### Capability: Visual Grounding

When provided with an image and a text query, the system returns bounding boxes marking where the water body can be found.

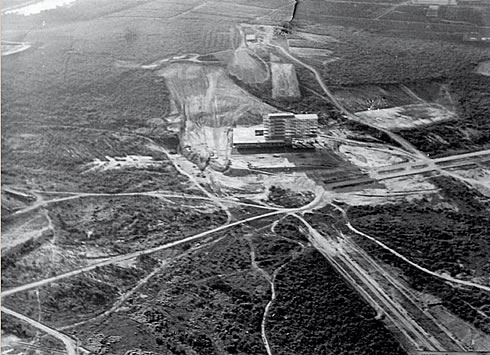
[5,0,78,16]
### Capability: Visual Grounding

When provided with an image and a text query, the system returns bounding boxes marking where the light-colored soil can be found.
[355,103,457,130]
[451,167,490,197]
[227,48,269,84]
[296,31,339,44]
[158,63,276,168]
[1,42,31,56]
[2,210,51,252]
[429,305,490,351]
[289,47,333,58]
[476,61,490,76]
[271,62,301,99]
[339,145,406,169]
[4,0,78,15]
[335,175,438,206]
[82,155,162,173]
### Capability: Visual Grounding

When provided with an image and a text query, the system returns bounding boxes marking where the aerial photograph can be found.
[1,0,490,354]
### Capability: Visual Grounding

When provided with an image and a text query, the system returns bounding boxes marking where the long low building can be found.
[232,126,286,149]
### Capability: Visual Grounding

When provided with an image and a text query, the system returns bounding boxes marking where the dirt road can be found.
[2,191,326,298]
[293,213,446,352]
[267,42,427,160]
[1,306,85,355]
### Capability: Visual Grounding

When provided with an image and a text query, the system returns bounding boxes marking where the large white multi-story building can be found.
[232,112,318,150]
[263,112,318,141]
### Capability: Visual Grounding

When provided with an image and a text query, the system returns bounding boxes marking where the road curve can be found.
[1,306,80,355]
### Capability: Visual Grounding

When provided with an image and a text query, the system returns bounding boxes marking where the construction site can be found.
[2,0,490,354]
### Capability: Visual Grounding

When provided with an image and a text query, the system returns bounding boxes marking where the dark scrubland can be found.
[350,234,490,335]
[2,196,227,288]
[3,273,120,328]
[1,313,66,354]
[54,218,409,355]
[1,126,187,193]
[348,176,490,278]
[346,177,490,333]
[267,185,315,208]
[399,74,490,157]
[47,196,227,253]
[288,15,490,156]
[72,230,271,355]
[267,248,408,355]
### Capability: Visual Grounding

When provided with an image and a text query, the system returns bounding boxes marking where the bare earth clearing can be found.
[3,1,490,354]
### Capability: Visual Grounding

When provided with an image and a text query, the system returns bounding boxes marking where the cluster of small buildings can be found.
[233,112,319,150]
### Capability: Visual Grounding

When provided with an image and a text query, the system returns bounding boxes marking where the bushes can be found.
[400,73,490,156]
[267,248,407,355]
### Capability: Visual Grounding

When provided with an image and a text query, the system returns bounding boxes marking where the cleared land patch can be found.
[271,62,301,100]
[356,103,457,130]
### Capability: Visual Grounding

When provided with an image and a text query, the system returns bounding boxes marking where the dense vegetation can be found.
[267,186,314,208]
[348,177,490,278]
[267,248,407,355]
[351,234,490,334]
[347,177,490,333]
[400,74,490,156]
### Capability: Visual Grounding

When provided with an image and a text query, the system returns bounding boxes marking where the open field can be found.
[356,103,457,130]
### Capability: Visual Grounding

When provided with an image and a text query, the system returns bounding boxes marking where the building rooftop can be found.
[295,114,318,120]
[267,112,295,117]
[233,127,265,144]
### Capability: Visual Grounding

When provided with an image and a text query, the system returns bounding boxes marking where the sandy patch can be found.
[476,60,490,76]
[4,0,78,15]
[339,145,407,169]
[289,47,333,58]
[356,103,457,130]
[227,48,269,84]
[158,63,276,168]
[83,155,162,173]
[271,62,301,99]
[1,42,31,56]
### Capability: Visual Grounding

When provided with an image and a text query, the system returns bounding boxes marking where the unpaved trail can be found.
[10,190,279,218]
[268,42,428,160]
[3,202,323,298]
[292,213,443,351]
[1,306,83,355]
[333,204,490,293]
